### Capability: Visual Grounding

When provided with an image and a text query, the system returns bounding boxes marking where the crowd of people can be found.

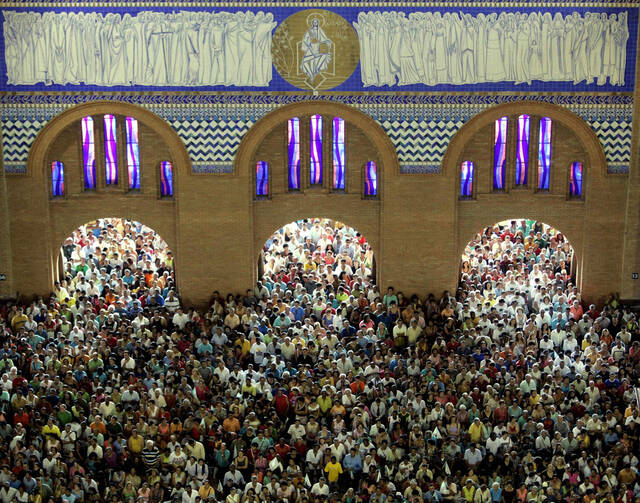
[0,217,639,503]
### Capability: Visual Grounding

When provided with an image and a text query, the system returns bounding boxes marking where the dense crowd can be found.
[0,217,639,503]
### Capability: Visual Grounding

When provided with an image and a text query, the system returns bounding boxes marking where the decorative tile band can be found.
[192,163,235,174]
[399,164,442,174]
[3,163,26,173]
[607,164,629,174]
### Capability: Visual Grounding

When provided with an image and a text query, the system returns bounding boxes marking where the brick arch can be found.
[26,102,188,293]
[442,100,607,178]
[28,101,191,180]
[234,100,399,179]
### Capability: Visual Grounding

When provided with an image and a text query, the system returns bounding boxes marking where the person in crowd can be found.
[0,217,638,502]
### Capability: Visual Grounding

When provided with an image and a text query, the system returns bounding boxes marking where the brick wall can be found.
[3,99,637,307]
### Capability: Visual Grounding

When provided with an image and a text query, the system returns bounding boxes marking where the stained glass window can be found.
[104,114,118,185]
[365,161,377,197]
[82,116,96,190]
[332,117,345,190]
[51,161,64,197]
[538,117,552,190]
[515,114,530,186]
[288,117,300,190]
[460,161,474,198]
[569,161,583,197]
[310,114,323,185]
[256,161,269,197]
[160,161,173,197]
[493,116,508,190]
[125,117,140,190]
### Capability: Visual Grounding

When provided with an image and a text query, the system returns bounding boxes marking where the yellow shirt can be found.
[317,396,333,414]
[42,424,61,438]
[325,461,343,482]
[468,423,483,443]
[128,434,144,454]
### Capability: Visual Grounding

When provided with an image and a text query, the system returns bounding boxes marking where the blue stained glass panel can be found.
[515,114,530,186]
[82,116,96,190]
[365,161,377,196]
[160,161,173,197]
[333,117,345,190]
[569,161,583,197]
[104,114,118,185]
[288,117,300,190]
[51,161,64,197]
[310,114,323,185]
[494,116,508,189]
[538,117,552,190]
[256,161,269,196]
[460,161,474,197]
[125,117,141,190]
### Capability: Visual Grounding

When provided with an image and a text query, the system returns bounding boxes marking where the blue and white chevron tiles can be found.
[1,96,633,175]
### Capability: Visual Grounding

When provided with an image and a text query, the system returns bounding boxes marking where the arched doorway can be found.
[459,219,578,325]
[259,218,376,291]
[58,217,176,300]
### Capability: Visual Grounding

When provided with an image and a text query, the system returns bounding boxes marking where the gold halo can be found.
[306,12,325,28]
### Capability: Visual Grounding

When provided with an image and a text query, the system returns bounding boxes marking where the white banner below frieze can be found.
[353,11,629,87]
[3,10,277,86]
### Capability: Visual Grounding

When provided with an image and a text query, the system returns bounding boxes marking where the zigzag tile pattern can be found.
[166,118,254,164]
[1,117,48,162]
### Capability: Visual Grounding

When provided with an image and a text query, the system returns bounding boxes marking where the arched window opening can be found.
[460,161,474,198]
[51,161,64,197]
[538,117,553,190]
[460,219,577,309]
[287,117,301,190]
[310,114,323,185]
[259,218,375,287]
[81,116,96,190]
[103,114,118,185]
[515,114,530,186]
[569,161,583,197]
[493,116,508,190]
[125,117,141,190]
[256,161,269,197]
[59,217,176,294]
[332,117,345,190]
[160,161,174,197]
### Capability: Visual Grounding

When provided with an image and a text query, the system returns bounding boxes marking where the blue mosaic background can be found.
[0,1,636,176]
[0,1,637,93]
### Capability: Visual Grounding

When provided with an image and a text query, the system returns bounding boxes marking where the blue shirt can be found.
[343,453,362,472]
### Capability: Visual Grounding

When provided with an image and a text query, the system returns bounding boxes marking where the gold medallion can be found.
[272,9,360,91]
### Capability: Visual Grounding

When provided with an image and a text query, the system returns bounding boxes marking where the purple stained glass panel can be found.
[51,161,64,197]
[515,114,530,186]
[125,117,140,190]
[538,117,552,190]
[460,161,474,198]
[288,118,300,190]
[104,114,118,185]
[310,115,323,185]
[570,161,583,197]
[256,161,269,196]
[160,161,173,197]
[494,116,507,189]
[82,116,96,190]
[332,117,345,190]
[365,161,377,196]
